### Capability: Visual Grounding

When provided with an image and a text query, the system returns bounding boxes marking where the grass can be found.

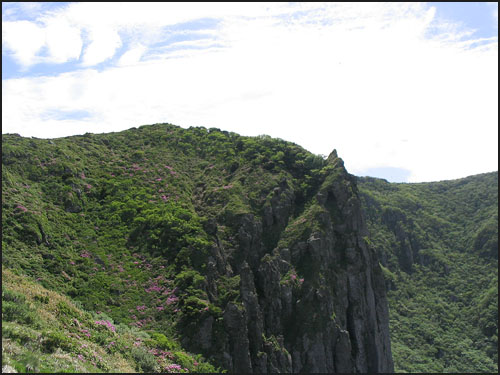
[1,266,220,373]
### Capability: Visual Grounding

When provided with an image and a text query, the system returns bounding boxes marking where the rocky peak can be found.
[191,148,394,372]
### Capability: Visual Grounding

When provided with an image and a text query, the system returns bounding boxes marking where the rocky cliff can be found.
[186,150,394,372]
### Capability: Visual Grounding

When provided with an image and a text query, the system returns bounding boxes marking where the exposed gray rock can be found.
[198,316,214,350]
[223,302,252,372]
[194,150,393,373]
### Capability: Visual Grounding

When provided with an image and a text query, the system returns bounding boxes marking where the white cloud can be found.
[81,26,122,66]
[117,44,146,66]
[45,18,82,63]
[2,14,82,66]
[2,3,498,182]
[2,21,46,66]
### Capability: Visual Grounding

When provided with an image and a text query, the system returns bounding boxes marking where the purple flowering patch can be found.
[95,319,116,332]
[166,296,179,305]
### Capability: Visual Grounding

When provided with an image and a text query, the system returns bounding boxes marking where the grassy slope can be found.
[358,173,498,373]
[2,267,217,373]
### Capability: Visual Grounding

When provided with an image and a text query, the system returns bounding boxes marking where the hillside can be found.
[358,173,498,373]
[2,124,393,373]
[2,267,219,373]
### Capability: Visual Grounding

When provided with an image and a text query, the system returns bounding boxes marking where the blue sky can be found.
[430,2,497,39]
[2,2,498,182]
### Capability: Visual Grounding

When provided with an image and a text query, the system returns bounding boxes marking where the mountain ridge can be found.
[3,123,497,373]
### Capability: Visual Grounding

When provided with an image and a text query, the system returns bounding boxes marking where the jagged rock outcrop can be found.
[189,150,394,373]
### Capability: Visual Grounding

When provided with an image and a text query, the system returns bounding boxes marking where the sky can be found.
[2,2,498,183]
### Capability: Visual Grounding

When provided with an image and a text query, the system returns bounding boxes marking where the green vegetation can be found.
[2,124,329,372]
[2,123,497,372]
[2,267,217,373]
[358,173,498,373]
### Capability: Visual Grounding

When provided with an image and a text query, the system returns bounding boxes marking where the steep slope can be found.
[2,267,219,373]
[2,124,393,373]
[358,173,498,373]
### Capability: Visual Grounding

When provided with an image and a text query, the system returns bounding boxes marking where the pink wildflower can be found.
[166,296,179,305]
[95,319,116,332]
[15,204,28,212]
[165,364,182,373]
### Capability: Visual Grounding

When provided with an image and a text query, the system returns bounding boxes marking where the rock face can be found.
[186,150,394,373]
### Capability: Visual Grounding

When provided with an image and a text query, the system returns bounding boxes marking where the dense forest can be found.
[358,173,498,372]
[2,123,497,373]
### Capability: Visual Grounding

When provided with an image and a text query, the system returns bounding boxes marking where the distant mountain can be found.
[358,172,498,372]
[2,124,393,373]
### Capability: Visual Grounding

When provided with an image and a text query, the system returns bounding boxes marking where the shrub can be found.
[2,300,39,327]
[41,330,72,353]
[173,350,194,369]
[150,332,179,351]
[2,322,40,345]
[2,286,26,303]
[19,352,40,373]
[131,346,160,372]
[34,294,50,304]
